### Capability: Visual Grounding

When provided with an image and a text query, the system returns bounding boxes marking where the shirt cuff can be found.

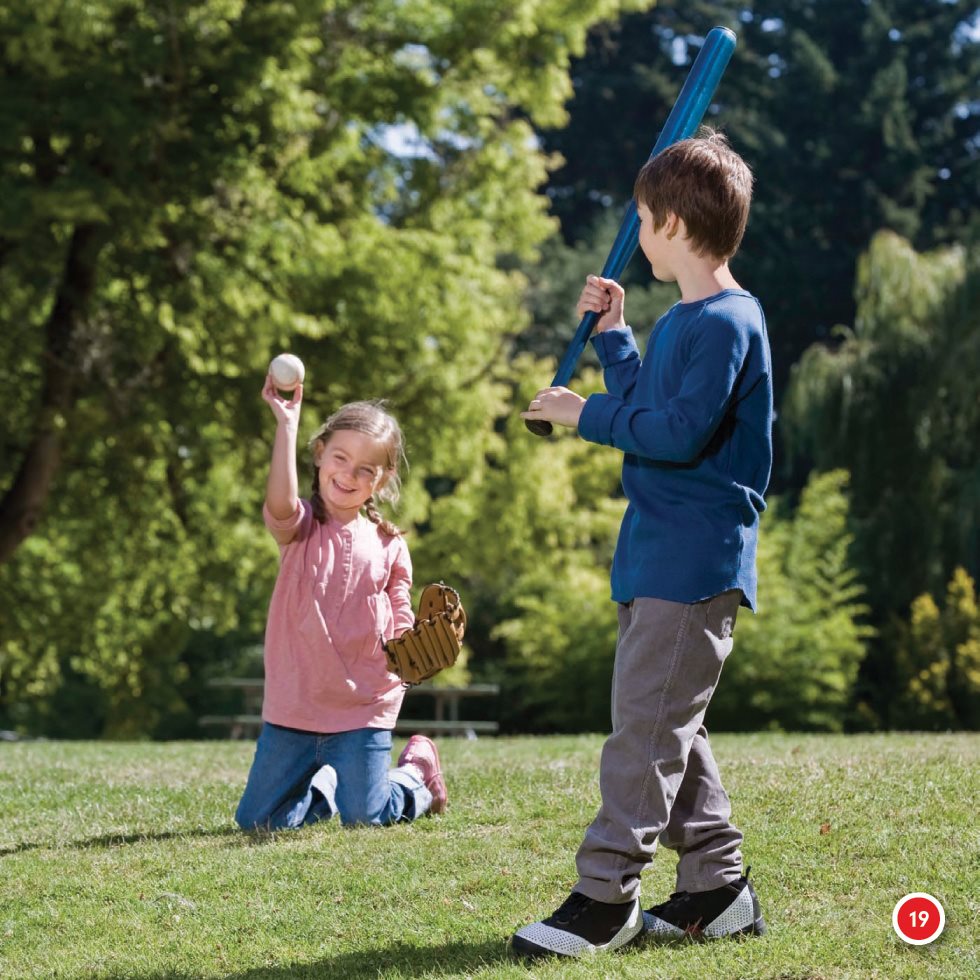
[590,326,638,365]
[578,393,619,446]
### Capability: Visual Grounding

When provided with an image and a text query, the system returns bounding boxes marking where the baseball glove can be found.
[384,582,467,685]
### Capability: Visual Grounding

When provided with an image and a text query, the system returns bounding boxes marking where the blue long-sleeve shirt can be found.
[577,288,773,610]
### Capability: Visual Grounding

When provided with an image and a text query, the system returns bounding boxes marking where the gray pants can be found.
[575,590,744,904]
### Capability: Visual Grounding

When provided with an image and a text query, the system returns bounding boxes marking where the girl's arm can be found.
[386,537,415,638]
[266,421,299,519]
[262,374,303,535]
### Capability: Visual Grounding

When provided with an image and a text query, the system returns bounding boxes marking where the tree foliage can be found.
[2,1,975,736]
[517,207,679,364]
[451,459,873,735]
[894,567,980,731]
[708,469,873,732]
[535,0,979,389]
[410,358,626,733]
[782,231,978,726]
[782,230,978,711]
[0,0,649,733]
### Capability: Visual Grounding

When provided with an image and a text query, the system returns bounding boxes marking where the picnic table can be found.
[199,678,499,739]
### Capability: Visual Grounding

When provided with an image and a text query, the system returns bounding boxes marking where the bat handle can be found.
[524,307,601,437]
[524,417,554,437]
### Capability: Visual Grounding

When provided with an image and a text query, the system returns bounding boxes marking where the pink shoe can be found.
[398,734,447,814]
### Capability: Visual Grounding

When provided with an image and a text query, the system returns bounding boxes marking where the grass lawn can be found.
[0,733,977,979]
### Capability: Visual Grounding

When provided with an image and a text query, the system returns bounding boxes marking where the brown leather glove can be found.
[384,583,467,685]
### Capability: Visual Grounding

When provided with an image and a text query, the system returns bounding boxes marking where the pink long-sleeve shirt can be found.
[261,499,414,732]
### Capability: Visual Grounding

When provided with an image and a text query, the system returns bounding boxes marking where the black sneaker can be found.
[643,871,766,940]
[511,891,643,958]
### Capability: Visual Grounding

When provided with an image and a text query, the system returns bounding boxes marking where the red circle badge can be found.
[892,893,945,945]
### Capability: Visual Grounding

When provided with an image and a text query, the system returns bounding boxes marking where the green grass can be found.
[1,734,977,979]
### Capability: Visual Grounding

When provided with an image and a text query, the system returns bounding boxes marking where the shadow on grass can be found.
[106,938,512,979]
[0,825,284,857]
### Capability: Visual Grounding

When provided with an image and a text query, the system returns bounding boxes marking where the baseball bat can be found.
[525,26,737,436]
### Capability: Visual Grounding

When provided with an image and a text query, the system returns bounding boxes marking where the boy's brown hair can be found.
[633,129,753,260]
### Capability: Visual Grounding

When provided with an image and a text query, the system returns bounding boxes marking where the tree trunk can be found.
[0,224,102,564]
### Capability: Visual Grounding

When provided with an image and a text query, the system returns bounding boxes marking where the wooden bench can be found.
[394,682,500,739]
[199,679,499,739]
[198,678,266,740]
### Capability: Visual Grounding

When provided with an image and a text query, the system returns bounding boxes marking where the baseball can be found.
[269,353,305,390]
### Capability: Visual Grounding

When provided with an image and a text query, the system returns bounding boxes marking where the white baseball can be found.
[269,353,305,390]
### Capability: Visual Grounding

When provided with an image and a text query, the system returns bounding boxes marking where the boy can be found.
[514,131,772,958]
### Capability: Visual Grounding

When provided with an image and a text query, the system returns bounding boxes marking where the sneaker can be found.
[642,870,766,940]
[511,891,643,958]
[397,734,447,814]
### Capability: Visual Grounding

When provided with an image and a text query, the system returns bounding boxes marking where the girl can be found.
[234,376,446,830]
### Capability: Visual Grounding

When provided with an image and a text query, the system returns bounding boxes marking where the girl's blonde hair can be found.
[308,400,407,536]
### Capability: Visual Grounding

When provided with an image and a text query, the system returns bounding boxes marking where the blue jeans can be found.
[235,723,432,830]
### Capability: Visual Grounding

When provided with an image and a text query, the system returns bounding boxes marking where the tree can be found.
[707,469,873,732]
[0,0,649,732]
[782,230,979,725]
[784,231,979,602]
[409,357,627,733]
[517,207,679,365]
[535,0,980,393]
[895,567,980,730]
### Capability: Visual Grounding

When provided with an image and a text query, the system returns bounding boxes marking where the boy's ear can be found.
[664,212,681,241]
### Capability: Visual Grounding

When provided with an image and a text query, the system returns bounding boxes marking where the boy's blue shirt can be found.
[577,288,773,610]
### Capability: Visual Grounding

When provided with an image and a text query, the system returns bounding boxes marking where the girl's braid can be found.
[364,495,400,537]
[311,467,328,524]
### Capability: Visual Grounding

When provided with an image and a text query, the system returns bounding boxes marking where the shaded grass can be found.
[0,733,977,978]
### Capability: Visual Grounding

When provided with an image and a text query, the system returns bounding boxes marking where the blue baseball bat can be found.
[526,26,737,436]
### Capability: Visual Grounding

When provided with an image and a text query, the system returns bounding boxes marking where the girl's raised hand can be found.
[577,274,626,333]
[262,373,303,427]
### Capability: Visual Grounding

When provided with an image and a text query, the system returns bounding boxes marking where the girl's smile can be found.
[316,429,390,522]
